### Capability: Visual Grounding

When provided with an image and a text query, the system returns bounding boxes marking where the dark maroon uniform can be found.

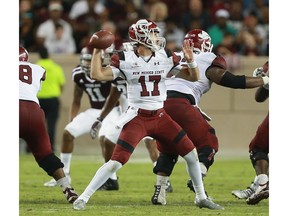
[249,113,269,153]
[72,65,113,109]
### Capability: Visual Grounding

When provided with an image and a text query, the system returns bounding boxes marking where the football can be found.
[89,30,115,49]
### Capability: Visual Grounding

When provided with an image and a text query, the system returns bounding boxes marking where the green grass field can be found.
[19,154,268,216]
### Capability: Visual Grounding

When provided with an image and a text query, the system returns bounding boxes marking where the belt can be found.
[167,90,196,105]
[138,108,162,116]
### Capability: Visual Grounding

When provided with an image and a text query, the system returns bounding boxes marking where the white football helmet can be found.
[128,19,166,51]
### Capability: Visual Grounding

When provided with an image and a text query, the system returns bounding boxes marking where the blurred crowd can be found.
[20,0,269,65]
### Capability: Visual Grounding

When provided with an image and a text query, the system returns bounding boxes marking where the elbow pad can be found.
[220,71,246,89]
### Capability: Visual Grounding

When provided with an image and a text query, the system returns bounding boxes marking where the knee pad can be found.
[249,149,269,166]
[197,147,216,171]
[38,153,64,176]
[153,153,178,176]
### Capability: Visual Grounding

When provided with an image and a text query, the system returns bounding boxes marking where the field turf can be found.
[19,154,268,216]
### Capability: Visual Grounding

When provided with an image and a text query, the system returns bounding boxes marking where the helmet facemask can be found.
[80,53,91,76]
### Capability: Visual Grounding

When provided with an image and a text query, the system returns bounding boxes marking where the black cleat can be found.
[98,178,119,191]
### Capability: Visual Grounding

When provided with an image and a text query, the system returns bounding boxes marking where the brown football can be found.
[89,30,115,49]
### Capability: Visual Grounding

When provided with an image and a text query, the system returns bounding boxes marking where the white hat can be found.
[215,9,229,18]
[49,3,63,11]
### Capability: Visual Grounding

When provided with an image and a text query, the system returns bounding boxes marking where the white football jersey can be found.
[19,61,46,105]
[111,49,179,110]
[166,52,217,106]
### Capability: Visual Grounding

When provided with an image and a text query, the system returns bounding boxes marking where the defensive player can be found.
[43,46,121,190]
[73,19,223,210]
[151,29,269,201]
[232,61,269,205]
[19,46,78,203]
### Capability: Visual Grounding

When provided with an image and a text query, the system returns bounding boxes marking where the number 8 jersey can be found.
[19,61,46,105]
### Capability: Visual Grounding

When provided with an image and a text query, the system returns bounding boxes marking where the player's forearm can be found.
[91,49,113,81]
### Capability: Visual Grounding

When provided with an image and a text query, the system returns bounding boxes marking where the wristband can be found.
[262,76,269,85]
[97,116,104,122]
[187,61,198,69]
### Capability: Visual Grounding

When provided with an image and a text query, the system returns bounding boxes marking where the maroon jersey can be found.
[72,66,113,109]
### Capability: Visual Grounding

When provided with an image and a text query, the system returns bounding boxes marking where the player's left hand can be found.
[182,39,194,63]
[90,117,102,139]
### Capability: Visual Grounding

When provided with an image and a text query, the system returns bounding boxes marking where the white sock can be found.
[79,160,122,203]
[183,149,206,200]
[57,177,70,191]
[60,153,72,175]
[110,172,117,180]
[257,174,269,186]
[156,175,168,186]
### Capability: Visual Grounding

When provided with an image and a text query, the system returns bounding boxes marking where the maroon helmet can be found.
[128,19,166,51]
[19,46,29,61]
[184,29,213,53]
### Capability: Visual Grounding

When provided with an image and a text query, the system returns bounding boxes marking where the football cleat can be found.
[73,199,86,210]
[63,187,78,204]
[187,179,213,200]
[195,198,224,210]
[97,178,119,191]
[232,182,257,199]
[151,185,167,205]
[246,183,269,205]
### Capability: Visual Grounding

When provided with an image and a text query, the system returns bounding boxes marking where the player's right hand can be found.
[90,117,102,139]
[252,67,263,77]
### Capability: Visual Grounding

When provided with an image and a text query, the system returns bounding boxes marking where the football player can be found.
[232,61,269,205]
[19,46,78,203]
[151,29,269,201]
[43,45,122,190]
[73,19,223,210]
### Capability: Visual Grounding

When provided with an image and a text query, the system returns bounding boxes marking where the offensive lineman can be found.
[19,46,78,203]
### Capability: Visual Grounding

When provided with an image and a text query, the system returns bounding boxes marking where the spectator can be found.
[69,0,109,53]
[207,8,237,49]
[36,2,76,54]
[36,46,66,152]
[235,13,266,56]
[214,32,241,71]
[181,0,211,33]
[20,0,36,51]
[149,1,168,37]
[164,17,185,51]
[227,0,244,32]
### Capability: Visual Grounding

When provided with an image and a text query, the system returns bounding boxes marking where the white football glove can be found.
[252,67,263,77]
[90,117,103,139]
